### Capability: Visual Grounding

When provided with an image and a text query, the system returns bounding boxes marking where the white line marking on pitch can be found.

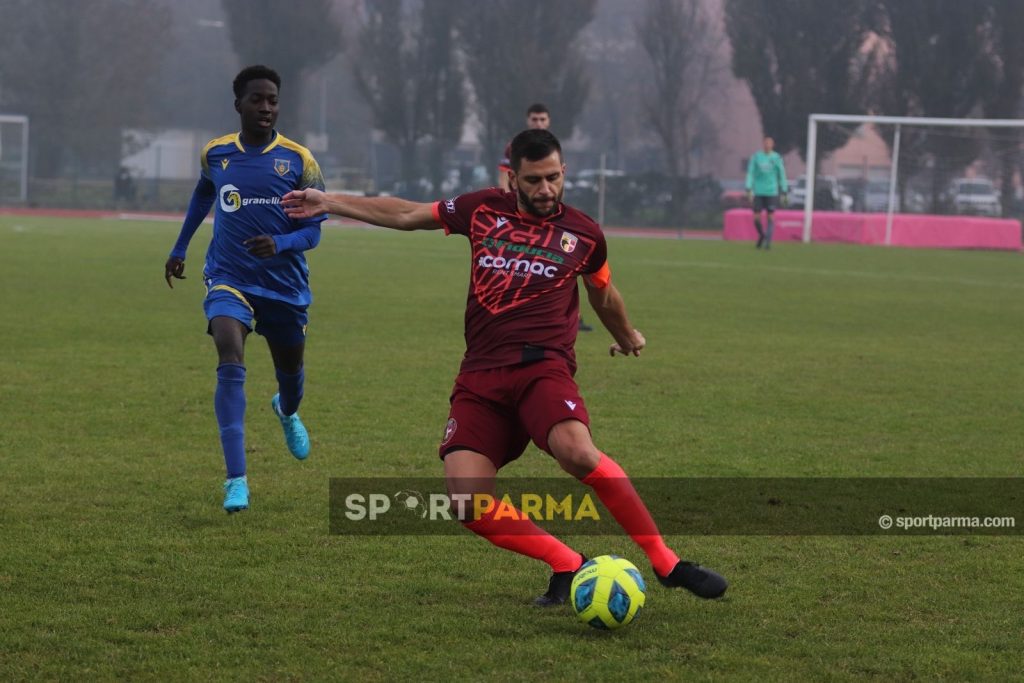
[639,258,1024,290]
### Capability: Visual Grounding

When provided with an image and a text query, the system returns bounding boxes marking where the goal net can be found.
[0,114,29,203]
[802,114,1024,244]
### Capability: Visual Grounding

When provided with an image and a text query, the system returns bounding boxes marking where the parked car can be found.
[864,180,899,213]
[789,175,853,212]
[948,177,1001,216]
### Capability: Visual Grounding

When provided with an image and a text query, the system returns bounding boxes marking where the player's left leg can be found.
[764,199,777,250]
[266,340,309,460]
[516,362,727,599]
[546,421,727,599]
[260,299,310,460]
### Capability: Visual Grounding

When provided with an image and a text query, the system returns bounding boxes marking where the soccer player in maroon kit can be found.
[282,129,727,605]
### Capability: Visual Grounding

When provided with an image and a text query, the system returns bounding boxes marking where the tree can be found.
[724,0,877,158]
[220,0,343,132]
[353,0,465,198]
[982,0,1024,213]
[874,0,998,209]
[0,0,173,178]
[454,0,597,178]
[636,0,722,222]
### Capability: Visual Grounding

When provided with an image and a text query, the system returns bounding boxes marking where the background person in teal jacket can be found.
[745,136,789,249]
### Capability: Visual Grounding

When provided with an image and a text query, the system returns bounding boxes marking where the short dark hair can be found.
[233,65,281,99]
[526,103,549,116]
[509,129,562,171]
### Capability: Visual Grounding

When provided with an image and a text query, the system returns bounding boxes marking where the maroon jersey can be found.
[432,188,610,374]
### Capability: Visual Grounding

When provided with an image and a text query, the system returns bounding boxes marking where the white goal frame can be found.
[804,113,1024,244]
[0,114,29,203]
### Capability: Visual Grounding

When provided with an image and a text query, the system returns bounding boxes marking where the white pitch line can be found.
[639,258,1024,290]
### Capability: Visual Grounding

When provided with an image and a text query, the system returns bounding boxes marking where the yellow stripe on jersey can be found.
[200,133,244,174]
[209,284,255,314]
[273,135,325,190]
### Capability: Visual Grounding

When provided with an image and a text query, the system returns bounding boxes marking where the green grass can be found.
[1,215,1021,680]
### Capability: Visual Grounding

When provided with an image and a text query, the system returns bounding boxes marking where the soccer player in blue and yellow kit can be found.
[164,65,327,513]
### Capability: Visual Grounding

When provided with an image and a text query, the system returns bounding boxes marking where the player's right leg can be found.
[205,287,255,513]
[753,199,765,248]
[439,370,585,605]
[443,449,585,606]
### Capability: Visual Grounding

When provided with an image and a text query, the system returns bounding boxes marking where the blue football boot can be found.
[271,393,310,460]
[223,476,249,513]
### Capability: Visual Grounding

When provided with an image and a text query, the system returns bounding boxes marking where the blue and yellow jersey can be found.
[172,131,327,306]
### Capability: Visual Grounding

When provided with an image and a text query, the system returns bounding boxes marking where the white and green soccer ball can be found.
[570,555,646,630]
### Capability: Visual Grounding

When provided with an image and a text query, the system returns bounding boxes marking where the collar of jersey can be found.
[232,131,282,155]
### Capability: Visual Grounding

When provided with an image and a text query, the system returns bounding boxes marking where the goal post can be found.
[0,114,29,203]
[803,113,1024,244]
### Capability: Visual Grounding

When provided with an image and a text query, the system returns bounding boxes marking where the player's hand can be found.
[781,192,789,207]
[165,257,185,288]
[281,188,328,219]
[244,235,278,258]
[610,329,645,357]
[746,190,753,203]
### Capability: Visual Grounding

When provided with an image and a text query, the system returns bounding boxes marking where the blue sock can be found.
[276,366,304,416]
[215,363,247,478]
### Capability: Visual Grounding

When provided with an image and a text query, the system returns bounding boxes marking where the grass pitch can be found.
[1,215,1021,680]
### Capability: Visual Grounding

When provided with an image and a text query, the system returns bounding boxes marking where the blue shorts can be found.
[203,283,308,346]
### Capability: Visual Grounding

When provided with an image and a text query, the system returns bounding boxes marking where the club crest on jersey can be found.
[273,158,291,176]
[441,418,457,445]
[560,232,578,253]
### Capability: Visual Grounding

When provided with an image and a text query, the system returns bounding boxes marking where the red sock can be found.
[463,501,583,573]
[581,453,680,576]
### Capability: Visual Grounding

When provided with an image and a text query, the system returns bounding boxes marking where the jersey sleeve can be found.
[299,151,326,192]
[434,188,493,237]
[583,229,608,276]
[776,155,789,193]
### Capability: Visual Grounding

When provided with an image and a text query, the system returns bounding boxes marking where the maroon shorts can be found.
[438,358,590,469]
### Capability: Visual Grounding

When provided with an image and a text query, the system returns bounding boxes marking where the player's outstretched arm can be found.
[281,188,440,231]
[583,278,646,357]
[165,176,216,288]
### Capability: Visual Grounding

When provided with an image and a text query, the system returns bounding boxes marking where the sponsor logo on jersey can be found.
[219,183,281,213]
[220,184,242,213]
[477,254,558,278]
[480,236,565,264]
[274,158,291,176]
[445,198,457,213]
[560,232,578,253]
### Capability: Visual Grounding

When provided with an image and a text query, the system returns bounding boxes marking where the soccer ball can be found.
[570,555,646,630]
